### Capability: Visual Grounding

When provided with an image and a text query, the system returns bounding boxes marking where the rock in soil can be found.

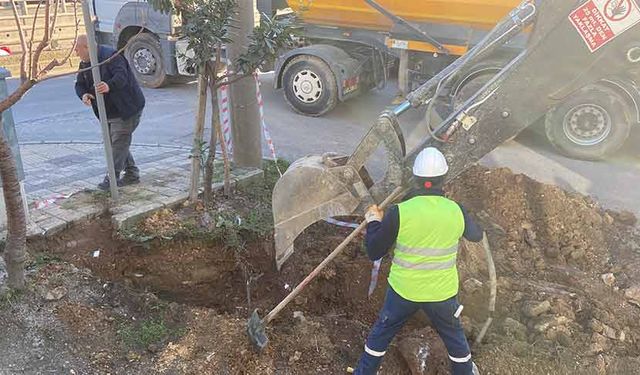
[44,286,68,301]
[288,351,302,364]
[601,273,616,287]
[532,315,568,333]
[590,319,605,334]
[463,278,484,294]
[613,210,637,226]
[625,285,640,307]
[589,333,612,355]
[601,324,617,340]
[554,329,573,347]
[522,300,551,318]
[293,310,306,323]
[596,354,607,375]
[502,317,527,341]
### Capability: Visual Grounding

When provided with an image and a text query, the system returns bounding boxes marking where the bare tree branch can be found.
[49,0,61,39]
[44,0,51,40]
[27,0,43,80]
[55,1,80,65]
[30,0,53,79]
[38,0,80,78]
[9,0,29,82]
[0,79,37,113]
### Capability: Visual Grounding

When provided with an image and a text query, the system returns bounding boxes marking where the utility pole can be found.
[82,0,119,199]
[228,0,262,168]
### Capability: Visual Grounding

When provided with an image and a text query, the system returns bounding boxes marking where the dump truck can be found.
[270,0,640,269]
[273,0,640,160]
[89,0,286,88]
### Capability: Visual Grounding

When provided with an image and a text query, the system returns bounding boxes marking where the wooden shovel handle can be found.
[264,186,405,323]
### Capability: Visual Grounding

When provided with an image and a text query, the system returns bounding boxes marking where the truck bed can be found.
[289,0,520,31]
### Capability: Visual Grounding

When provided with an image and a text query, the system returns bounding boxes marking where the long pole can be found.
[81,0,118,200]
[263,186,405,324]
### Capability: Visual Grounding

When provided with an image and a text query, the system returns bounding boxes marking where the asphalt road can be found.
[7,73,640,216]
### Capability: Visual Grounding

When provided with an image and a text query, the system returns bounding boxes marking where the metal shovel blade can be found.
[247,309,269,351]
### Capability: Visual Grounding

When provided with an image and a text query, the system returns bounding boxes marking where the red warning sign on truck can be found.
[569,0,640,52]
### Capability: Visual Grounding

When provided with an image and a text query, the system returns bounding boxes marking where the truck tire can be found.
[545,85,631,160]
[451,70,497,111]
[282,55,338,117]
[125,33,168,88]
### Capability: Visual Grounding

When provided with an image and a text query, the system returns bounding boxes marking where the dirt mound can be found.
[449,167,640,374]
[17,166,640,374]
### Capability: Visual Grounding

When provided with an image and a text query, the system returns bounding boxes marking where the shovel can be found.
[247,186,404,351]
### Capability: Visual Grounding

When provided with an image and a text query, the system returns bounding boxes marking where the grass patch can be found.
[117,318,171,350]
[30,253,62,268]
[0,288,23,310]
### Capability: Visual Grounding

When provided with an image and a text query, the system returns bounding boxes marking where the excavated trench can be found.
[27,166,640,374]
[30,218,388,322]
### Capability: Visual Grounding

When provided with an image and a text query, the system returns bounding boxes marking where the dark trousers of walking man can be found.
[74,35,146,190]
[108,112,141,185]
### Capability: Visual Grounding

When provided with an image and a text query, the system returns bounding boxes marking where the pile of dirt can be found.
[8,165,640,374]
[448,167,640,374]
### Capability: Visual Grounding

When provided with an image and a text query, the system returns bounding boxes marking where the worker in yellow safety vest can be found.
[355,147,483,375]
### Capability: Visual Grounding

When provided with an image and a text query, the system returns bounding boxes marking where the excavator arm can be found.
[272,0,640,269]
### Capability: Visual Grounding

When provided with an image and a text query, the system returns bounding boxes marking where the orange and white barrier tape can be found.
[218,79,234,155]
[32,193,74,210]
[254,73,283,177]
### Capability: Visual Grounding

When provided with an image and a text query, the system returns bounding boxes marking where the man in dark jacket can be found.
[74,35,145,190]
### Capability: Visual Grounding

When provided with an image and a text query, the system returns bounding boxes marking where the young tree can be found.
[0,0,81,290]
[147,0,291,205]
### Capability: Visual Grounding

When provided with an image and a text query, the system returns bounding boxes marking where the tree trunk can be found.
[189,73,209,203]
[0,115,26,290]
[228,0,262,168]
[203,80,219,206]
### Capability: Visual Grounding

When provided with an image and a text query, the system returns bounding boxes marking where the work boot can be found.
[120,173,140,187]
[97,175,116,191]
[472,362,480,375]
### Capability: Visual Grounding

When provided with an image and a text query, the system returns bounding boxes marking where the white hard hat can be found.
[413,147,449,177]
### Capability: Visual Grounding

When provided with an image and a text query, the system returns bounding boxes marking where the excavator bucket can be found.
[272,112,407,269]
[272,155,362,270]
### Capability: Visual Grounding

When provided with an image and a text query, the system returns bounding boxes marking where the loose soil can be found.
[2,166,640,374]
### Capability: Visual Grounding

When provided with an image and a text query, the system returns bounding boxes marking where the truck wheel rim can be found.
[562,104,612,146]
[293,70,323,103]
[133,48,156,75]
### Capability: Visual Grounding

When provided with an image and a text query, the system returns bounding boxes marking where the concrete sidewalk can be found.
[21,142,191,201]
[3,142,262,238]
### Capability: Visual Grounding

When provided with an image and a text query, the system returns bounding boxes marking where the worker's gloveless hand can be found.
[81,93,95,106]
[95,81,110,94]
[365,205,384,223]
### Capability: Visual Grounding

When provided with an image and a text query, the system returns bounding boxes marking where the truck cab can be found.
[91,0,183,88]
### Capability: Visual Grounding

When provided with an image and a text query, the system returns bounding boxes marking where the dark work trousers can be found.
[355,287,473,375]
[108,110,141,178]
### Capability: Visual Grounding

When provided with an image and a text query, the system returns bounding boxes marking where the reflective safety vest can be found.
[388,195,465,302]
